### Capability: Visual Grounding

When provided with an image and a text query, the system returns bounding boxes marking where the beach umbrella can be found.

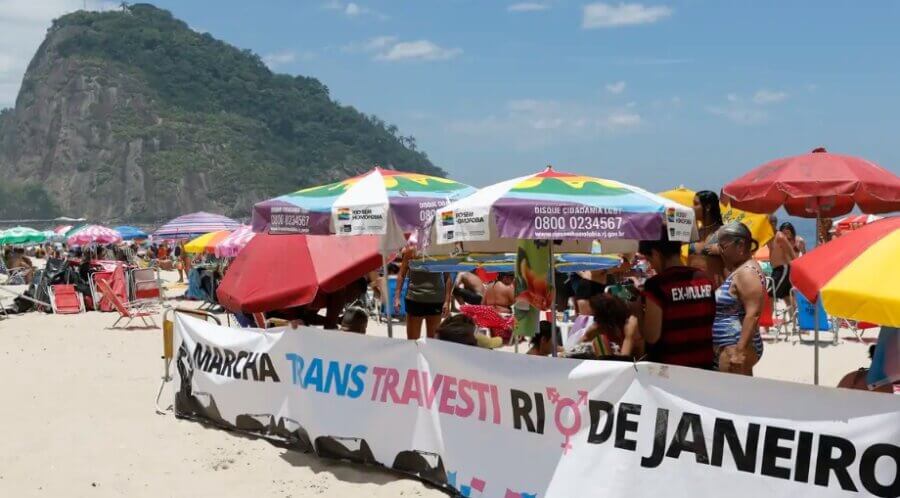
[67,225,123,246]
[429,166,695,354]
[833,214,882,236]
[0,226,48,245]
[53,225,73,235]
[251,167,476,249]
[153,211,240,239]
[114,225,148,241]
[217,233,382,313]
[792,216,900,328]
[721,147,900,217]
[215,225,255,258]
[721,147,900,385]
[252,167,476,337]
[184,230,231,254]
[658,185,775,247]
[431,166,695,251]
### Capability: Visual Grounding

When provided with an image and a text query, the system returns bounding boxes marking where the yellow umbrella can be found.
[658,186,775,247]
[184,230,231,254]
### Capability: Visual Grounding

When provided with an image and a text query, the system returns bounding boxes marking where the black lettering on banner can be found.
[193,343,211,371]
[814,435,858,492]
[243,353,259,381]
[534,392,545,434]
[510,390,537,433]
[259,354,280,383]
[587,400,614,445]
[859,443,900,498]
[208,348,223,373]
[761,426,795,480]
[665,412,709,464]
[615,403,641,451]
[793,431,814,483]
[234,351,248,379]
[222,349,236,378]
[640,408,668,468]
[711,419,759,473]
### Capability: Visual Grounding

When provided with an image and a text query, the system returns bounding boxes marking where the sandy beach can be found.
[0,268,878,497]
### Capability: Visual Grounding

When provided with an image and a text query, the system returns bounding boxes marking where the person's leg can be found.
[406,314,424,340]
[742,343,759,376]
[717,345,735,374]
[424,314,442,338]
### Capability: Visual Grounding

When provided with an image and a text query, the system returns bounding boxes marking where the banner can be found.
[513,239,552,338]
[173,314,900,498]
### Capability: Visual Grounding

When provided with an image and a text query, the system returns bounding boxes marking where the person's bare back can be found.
[483,274,515,312]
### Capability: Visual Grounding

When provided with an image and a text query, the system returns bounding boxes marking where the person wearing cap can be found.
[712,222,766,375]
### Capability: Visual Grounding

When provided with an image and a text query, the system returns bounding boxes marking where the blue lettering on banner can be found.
[285,354,368,399]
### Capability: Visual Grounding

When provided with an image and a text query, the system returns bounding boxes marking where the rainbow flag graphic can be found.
[337,208,351,221]
[441,210,455,226]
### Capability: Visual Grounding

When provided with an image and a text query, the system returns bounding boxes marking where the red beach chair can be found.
[460,304,514,342]
[96,279,159,329]
[48,284,85,314]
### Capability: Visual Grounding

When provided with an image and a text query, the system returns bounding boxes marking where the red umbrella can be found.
[217,233,382,313]
[720,147,900,217]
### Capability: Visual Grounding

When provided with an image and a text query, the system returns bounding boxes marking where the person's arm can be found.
[640,298,663,346]
[393,251,410,312]
[620,315,642,357]
[776,233,797,261]
[442,273,453,318]
[732,267,764,363]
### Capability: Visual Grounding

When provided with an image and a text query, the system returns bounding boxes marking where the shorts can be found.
[771,265,792,299]
[405,299,443,317]
[452,287,483,305]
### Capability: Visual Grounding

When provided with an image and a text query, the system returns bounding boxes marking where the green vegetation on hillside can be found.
[42,4,440,216]
[0,182,61,219]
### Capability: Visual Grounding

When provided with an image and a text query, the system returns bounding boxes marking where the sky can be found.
[1,0,899,204]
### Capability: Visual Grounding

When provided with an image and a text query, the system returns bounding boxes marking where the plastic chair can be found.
[380,276,408,321]
[131,267,162,302]
[48,284,85,314]
[96,278,159,329]
[794,290,834,345]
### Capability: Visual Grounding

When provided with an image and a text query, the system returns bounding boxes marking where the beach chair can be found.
[460,304,514,343]
[378,276,408,322]
[96,278,159,329]
[48,284,85,314]
[130,267,162,302]
[793,290,835,345]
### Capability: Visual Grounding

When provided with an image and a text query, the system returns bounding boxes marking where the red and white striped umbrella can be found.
[67,225,123,246]
[215,225,256,258]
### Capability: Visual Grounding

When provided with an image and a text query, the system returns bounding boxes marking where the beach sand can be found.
[0,268,877,497]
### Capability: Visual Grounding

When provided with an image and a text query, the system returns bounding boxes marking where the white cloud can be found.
[582,2,673,29]
[374,40,462,62]
[322,1,387,20]
[448,98,641,149]
[0,0,117,108]
[707,106,768,125]
[507,2,550,12]
[364,36,398,52]
[752,89,788,105]
[605,81,626,94]
[263,51,296,69]
[726,93,739,102]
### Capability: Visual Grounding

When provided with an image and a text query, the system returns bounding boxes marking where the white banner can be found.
[436,207,491,244]
[173,314,900,498]
[333,204,388,235]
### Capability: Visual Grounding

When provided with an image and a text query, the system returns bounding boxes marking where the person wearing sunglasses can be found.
[711,222,766,375]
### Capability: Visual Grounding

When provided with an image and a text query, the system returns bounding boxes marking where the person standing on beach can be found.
[768,216,797,304]
[688,190,725,288]
[394,247,453,340]
[638,237,716,369]
[712,223,766,376]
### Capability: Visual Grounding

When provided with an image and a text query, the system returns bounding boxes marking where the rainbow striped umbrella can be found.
[215,225,255,258]
[251,167,475,244]
[154,212,240,239]
[67,225,123,246]
[431,167,695,253]
[793,216,900,327]
[184,230,231,254]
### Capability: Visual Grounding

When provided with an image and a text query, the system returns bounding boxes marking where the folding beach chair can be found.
[793,290,836,345]
[48,284,85,314]
[96,278,159,329]
[130,267,162,302]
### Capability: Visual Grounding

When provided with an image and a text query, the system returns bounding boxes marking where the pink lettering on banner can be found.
[369,367,502,425]
[547,387,589,454]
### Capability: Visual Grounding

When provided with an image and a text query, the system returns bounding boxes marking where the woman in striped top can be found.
[712,222,766,376]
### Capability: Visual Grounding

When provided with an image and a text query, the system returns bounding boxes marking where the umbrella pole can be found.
[813,211,821,385]
[383,256,393,338]
[549,241,559,357]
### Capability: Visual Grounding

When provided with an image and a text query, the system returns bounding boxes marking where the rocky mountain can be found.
[0,4,441,222]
